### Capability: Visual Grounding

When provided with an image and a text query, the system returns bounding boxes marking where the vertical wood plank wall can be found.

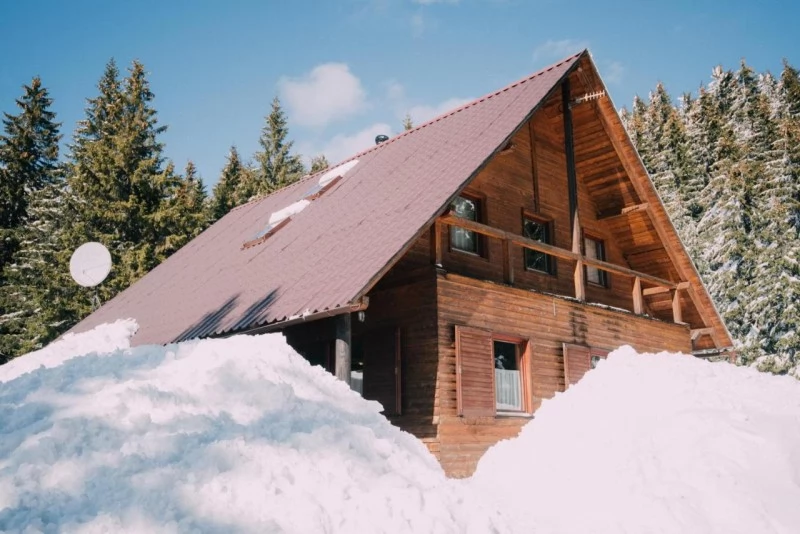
[439,90,638,312]
[364,269,440,445]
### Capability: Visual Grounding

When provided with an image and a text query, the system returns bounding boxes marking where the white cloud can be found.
[407,97,473,125]
[410,12,427,37]
[603,60,625,85]
[385,80,406,103]
[279,63,367,129]
[532,39,589,62]
[302,122,394,166]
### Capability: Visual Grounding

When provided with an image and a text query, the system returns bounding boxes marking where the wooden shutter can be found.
[563,344,610,388]
[455,325,495,417]
[563,343,592,387]
[363,327,401,415]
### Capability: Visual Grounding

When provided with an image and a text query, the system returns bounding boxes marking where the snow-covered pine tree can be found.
[0,77,62,361]
[752,61,800,376]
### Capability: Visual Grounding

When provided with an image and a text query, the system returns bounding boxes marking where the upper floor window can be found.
[584,235,608,286]
[523,215,554,274]
[450,194,483,255]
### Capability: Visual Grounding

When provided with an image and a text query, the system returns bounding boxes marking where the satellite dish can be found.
[70,242,112,287]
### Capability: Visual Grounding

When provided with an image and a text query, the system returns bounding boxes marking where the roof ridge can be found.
[228,50,585,215]
[322,50,586,169]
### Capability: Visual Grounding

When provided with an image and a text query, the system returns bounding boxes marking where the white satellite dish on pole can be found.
[70,242,112,288]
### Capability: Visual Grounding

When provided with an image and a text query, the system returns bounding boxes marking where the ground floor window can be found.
[455,325,530,417]
[563,342,610,387]
[493,340,524,411]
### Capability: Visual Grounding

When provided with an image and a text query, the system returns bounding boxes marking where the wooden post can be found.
[335,313,352,387]
[632,277,643,315]
[562,79,579,238]
[503,238,514,285]
[672,288,683,324]
[431,221,443,266]
[574,260,585,301]
[571,212,582,254]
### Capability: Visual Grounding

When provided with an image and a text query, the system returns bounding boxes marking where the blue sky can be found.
[1,0,796,188]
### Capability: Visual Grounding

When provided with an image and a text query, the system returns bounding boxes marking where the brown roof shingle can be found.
[69,52,583,345]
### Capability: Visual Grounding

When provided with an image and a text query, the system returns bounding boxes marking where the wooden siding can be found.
[439,86,653,315]
[436,272,691,477]
[362,270,441,445]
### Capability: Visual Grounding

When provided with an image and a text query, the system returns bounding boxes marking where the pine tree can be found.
[154,161,209,259]
[310,154,329,174]
[251,97,305,196]
[211,146,245,220]
[402,113,414,131]
[0,77,61,281]
[61,59,171,321]
[0,77,62,361]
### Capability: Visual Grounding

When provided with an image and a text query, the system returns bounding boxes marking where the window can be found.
[523,216,554,274]
[493,340,524,412]
[583,235,608,287]
[454,325,529,417]
[563,343,610,387]
[450,195,483,255]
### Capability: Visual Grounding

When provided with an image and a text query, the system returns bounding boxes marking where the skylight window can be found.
[303,159,359,200]
[242,199,309,250]
[242,160,359,250]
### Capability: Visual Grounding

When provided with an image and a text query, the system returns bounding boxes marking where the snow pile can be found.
[0,325,504,533]
[0,320,137,383]
[473,346,800,534]
[3,326,800,534]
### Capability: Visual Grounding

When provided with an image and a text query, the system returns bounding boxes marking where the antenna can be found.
[70,242,112,309]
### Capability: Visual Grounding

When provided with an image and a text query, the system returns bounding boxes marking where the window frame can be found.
[448,192,488,258]
[582,232,609,288]
[521,211,556,276]
[454,325,532,418]
[491,333,531,415]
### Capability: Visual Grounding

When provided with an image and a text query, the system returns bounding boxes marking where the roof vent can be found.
[375,134,389,145]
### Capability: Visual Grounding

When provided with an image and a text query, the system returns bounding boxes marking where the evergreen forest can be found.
[0,57,797,379]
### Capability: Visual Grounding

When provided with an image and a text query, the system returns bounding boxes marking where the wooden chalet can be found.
[71,51,733,477]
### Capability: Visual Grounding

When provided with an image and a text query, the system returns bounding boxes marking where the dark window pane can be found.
[584,236,607,286]
[451,196,480,253]
[493,341,518,370]
[523,219,552,273]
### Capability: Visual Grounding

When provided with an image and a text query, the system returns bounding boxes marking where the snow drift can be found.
[1,323,800,533]
[473,346,800,534]
[0,323,503,533]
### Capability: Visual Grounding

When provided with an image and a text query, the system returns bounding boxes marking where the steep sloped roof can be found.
[70,53,584,345]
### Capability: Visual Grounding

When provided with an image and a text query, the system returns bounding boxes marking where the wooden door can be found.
[363,327,401,415]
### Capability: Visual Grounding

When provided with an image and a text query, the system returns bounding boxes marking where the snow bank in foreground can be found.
[473,346,800,534]
[0,324,504,533]
[3,326,800,534]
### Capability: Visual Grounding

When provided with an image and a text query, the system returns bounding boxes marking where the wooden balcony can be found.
[435,213,688,325]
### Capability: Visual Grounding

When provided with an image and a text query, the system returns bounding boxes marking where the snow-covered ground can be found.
[1,322,799,533]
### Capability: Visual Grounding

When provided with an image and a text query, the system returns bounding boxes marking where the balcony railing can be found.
[436,213,689,323]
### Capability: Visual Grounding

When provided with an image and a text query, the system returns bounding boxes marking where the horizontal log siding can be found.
[435,273,691,477]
